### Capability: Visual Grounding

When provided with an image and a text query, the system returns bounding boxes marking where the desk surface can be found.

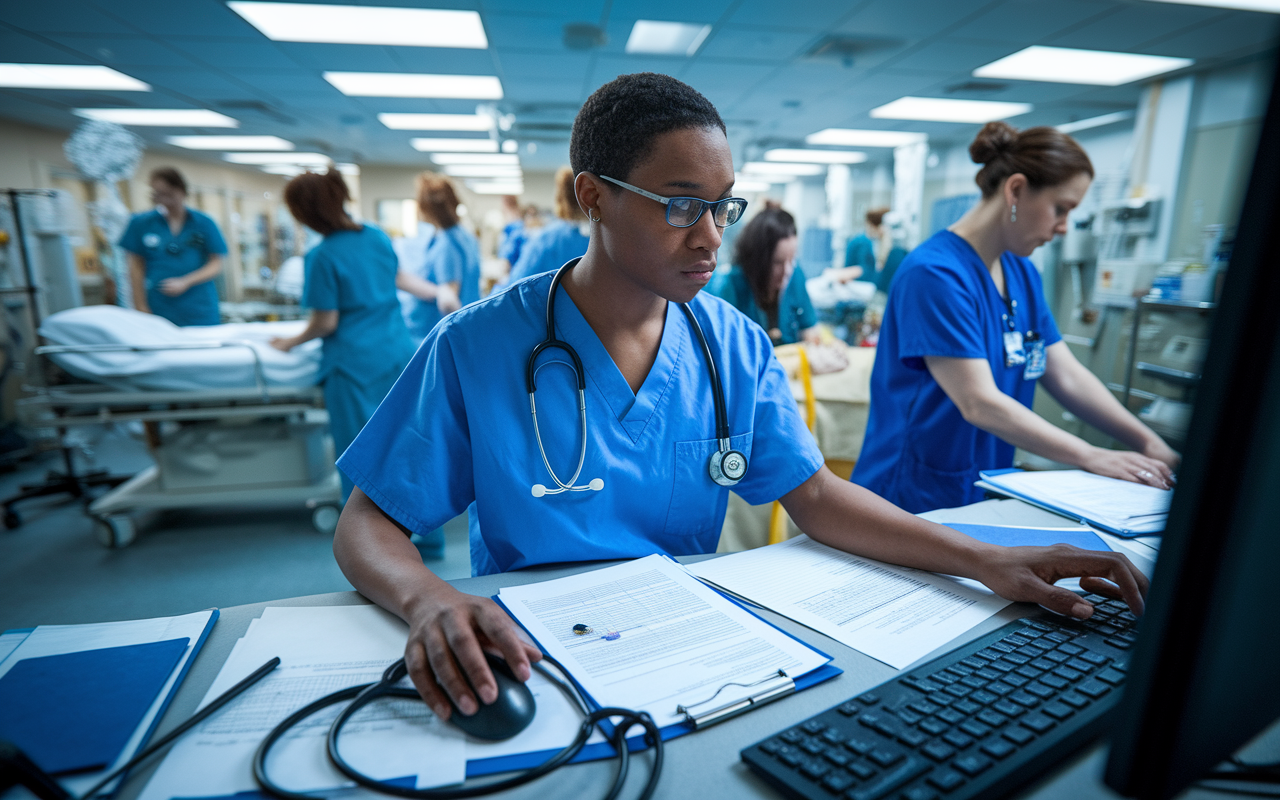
[112,500,1261,800]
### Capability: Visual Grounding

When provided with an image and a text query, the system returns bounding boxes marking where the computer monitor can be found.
[1104,55,1280,800]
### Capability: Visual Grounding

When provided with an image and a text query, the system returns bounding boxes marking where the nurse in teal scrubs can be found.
[852,122,1180,513]
[118,167,226,326]
[269,169,417,504]
[400,172,481,342]
[331,74,1149,722]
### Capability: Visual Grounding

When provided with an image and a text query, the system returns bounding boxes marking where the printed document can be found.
[980,469,1171,534]
[688,536,1010,669]
[498,555,830,729]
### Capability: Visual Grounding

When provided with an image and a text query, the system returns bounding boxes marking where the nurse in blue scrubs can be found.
[506,166,590,284]
[269,169,417,504]
[400,172,481,342]
[119,167,226,326]
[706,203,819,346]
[331,74,1149,721]
[853,122,1180,514]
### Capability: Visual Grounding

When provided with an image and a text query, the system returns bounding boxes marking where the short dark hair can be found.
[733,205,797,327]
[970,121,1095,198]
[284,169,360,236]
[149,167,187,194]
[570,72,725,185]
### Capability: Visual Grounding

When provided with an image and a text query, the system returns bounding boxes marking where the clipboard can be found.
[977,468,1166,538]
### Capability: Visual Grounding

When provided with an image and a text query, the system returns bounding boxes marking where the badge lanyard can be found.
[1000,292,1045,381]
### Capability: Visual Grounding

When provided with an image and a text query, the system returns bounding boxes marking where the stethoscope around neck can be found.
[526,258,748,498]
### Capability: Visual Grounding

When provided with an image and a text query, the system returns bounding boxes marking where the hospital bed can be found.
[19,306,341,547]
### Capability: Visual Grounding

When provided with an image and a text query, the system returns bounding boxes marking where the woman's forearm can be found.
[397,270,439,300]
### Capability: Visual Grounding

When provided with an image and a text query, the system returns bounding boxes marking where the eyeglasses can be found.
[599,175,748,228]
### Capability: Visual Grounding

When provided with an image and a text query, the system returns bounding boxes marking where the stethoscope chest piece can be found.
[709,443,748,487]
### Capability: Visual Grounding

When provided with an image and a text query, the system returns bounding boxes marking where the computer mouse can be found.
[447,653,536,741]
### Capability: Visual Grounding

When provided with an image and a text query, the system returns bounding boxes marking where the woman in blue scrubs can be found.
[853,122,1180,513]
[706,203,819,346]
[269,169,417,504]
[400,172,481,342]
[507,167,590,284]
[118,167,226,326]
[331,75,1149,721]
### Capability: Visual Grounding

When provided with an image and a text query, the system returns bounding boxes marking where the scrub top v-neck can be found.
[118,208,226,326]
[339,270,824,576]
[851,230,1061,513]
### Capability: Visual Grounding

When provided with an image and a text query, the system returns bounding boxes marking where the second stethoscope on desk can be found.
[527,258,749,497]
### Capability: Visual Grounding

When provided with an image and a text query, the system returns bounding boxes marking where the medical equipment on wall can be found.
[526,259,747,498]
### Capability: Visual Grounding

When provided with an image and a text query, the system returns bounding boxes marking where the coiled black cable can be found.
[252,655,663,800]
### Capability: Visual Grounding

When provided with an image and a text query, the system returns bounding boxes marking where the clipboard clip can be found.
[675,669,796,730]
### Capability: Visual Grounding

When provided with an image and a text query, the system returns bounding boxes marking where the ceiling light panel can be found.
[871,97,1032,123]
[75,109,238,127]
[467,181,525,195]
[740,162,827,176]
[1056,110,1136,133]
[224,152,332,165]
[805,129,928,147]
[259,165,307,176]
[378,113,492,131]
[0,63,149,91]
[228,2,487,48]
[625,21,712,56]
[442,165,523,178]
[410,138,498,153]
[764,149,867,164]
[974,46,1193,86]
[1140,0,1280,11]
[733,177,775,192]
[428,153,519,165]
[167,135,293,150]
[325,72,503,99]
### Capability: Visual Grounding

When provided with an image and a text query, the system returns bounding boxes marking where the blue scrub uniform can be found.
[705,267,817,346]
[844,233,877,285]
[405,224,482,341]
[498,220,525,267]
[118,208,227,326]
[301,224,418,501]
[851,230,1061,513]
[508,220,590,284]
[339,270,825,576]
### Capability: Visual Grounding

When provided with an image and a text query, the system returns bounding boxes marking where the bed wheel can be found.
[312,505,340,535]
[95,515,137,548]
[3,510,20,530]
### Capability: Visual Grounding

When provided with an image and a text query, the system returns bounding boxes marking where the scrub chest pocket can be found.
[664,432,752,536]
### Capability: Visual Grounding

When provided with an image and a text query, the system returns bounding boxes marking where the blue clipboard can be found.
[977,468,1164,538]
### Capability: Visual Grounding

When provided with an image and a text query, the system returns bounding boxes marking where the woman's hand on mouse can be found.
[402,583,542,720]
[973,543,1149,618]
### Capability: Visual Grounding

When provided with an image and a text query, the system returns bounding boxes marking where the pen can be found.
[80,656,281,800]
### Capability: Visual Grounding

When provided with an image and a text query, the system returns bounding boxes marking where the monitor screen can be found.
[1104,55,1280,800]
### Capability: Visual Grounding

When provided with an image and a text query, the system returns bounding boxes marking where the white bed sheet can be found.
[39,306,322,391]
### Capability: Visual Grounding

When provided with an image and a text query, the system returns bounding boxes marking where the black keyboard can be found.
[742,594,1138,800]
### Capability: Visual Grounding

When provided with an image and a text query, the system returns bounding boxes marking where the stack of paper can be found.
[977,469,1173,536]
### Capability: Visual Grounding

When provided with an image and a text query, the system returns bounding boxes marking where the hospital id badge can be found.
[1023,334,1046,380]
[1003,330,1026,367]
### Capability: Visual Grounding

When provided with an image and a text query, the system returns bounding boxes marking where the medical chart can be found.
[688,536,1011,669]
[979,469,1172,534]
[497,555,831,729]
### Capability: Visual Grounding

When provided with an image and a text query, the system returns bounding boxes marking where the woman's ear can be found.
[575,172,602,221]
[1003,173,1028,209]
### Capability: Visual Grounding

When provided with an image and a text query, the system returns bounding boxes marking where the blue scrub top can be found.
[851,230,1061,513]
[508,220,590,284]
[118,208,227,326]
[705,267,817,346]
[498,220,525,266]
[339,270,825,576]
[844,233,878,286]
[405,224,482,341]
[300,224,417,382]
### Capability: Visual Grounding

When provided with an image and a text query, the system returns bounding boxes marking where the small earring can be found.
[588,210,601,222]
[1010,204,1017,223]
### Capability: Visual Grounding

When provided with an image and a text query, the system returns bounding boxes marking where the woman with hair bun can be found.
[852,122,1180,513]
[402,171,481,341]
[270,168,417,504]
[506,166,590,284]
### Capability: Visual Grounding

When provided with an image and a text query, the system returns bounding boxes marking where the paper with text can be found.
[981,469,1171,533]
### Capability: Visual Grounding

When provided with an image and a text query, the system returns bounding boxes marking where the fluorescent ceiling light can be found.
[378,112,492,131]
[733,177,774,193]
[740,162,826,177]
[224,152,331,165]
[410,138,498,153]
[336,163,360,176]
[871,97,1032,123]
[325,72,502,99]
[625,20,712,56]
[974,46,1193,86]
[429,153,519,165]
[805,129,927,147]
[1056,110,1137,133]
[442,165,523,178]
[75,108,237,127]
[0,63,149,91]
[259,165,307,176]
[764,148,867,164]
[501,140,519,153]
[1140,0,1280,11]
[167,135,293,150]
[228,2,487,48]
[467,180,524,195]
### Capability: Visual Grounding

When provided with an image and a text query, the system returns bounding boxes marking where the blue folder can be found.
[0,637,190,775]
[943,522,1112,552]
[977,468,1165,538]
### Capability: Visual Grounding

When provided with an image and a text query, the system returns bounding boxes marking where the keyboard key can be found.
[921,741,956,762]
[1021,713,1057,734]
[953,699,982,715]
[961,675,988,689]
[1077,680,1112,699]
[970,689,999,705]
[1041,702,1075,721]
[1015,665,1043,679]
[860,693,882,705]
[838,701,861,716]
[959,720,992,738]
[959,656,989,670]
[781,729,805,744]
[903,788,939,800]
[929,670,958,685]
[845,737,875,755]
[848,756,930,800]
[993,699,1025,717]
[976,647,1004,660]
[1059,692,1091,709]
[1005,634,1031,647]
[1105,638,1133,650]
[937,707,966,725]
[1079,651,1110,666]
[944,684,973,698]
[928,770,966,791]
[1009,691,1042,708]
[987,681,1016,696]
[779,748,803,766]
[919,717,950,736]
[1066,658,1095,673]
[1016,626,1044,638]
[1030,658,1057,671]
[1019,645,1048,658]
[975,668,1002,681]
[946,665,974,678]
[823,729,846,745]
[988,642,1015,654]
[1044,650,1071,664]
[1024,620,1053,632]
[1058,643,1085,656]
[1025,682,1057,699]
[982,738,1017,759]
[943,730,975,749]
[825,748,851,767]
[1043,631,1071,643]
[803,720,827,735]
[869,749,904,768]
[1053,666,1084,682]
[1003,674,1031,688]
[760,739,782,754]
[1040,674,1070,690]
[977,710,1008,727]
[898,709,924,725]
[897,729,929,748]
[1096,668,1127,686]
[988,660,1017,674]
[848,761,878,779]
[910,700,942,716]
[1004,653,1032,666]
[801,760,831,779]
[822,772,854,793]
[1096,624,1119,636]
[1003,726,1036,746]
[953,755,993,776]
[803,739,825,755]
[902,677,944,694]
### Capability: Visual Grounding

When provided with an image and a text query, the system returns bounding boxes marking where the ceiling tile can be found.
[836,0,986,40]
[485,13,578,52]
[172,38,303,71]
[887,38,1022,73]
[1138,13,1280,61]
[0,29,93,63]
[1,2,138,35]
[697,26,816,62]
[99,0,262,38]
[387,47,499,74]
[947,0,1115,45]
[273,42,403,71]
[45,35,197,69]
[1047,2,1227,52]
[724,0,864,32]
